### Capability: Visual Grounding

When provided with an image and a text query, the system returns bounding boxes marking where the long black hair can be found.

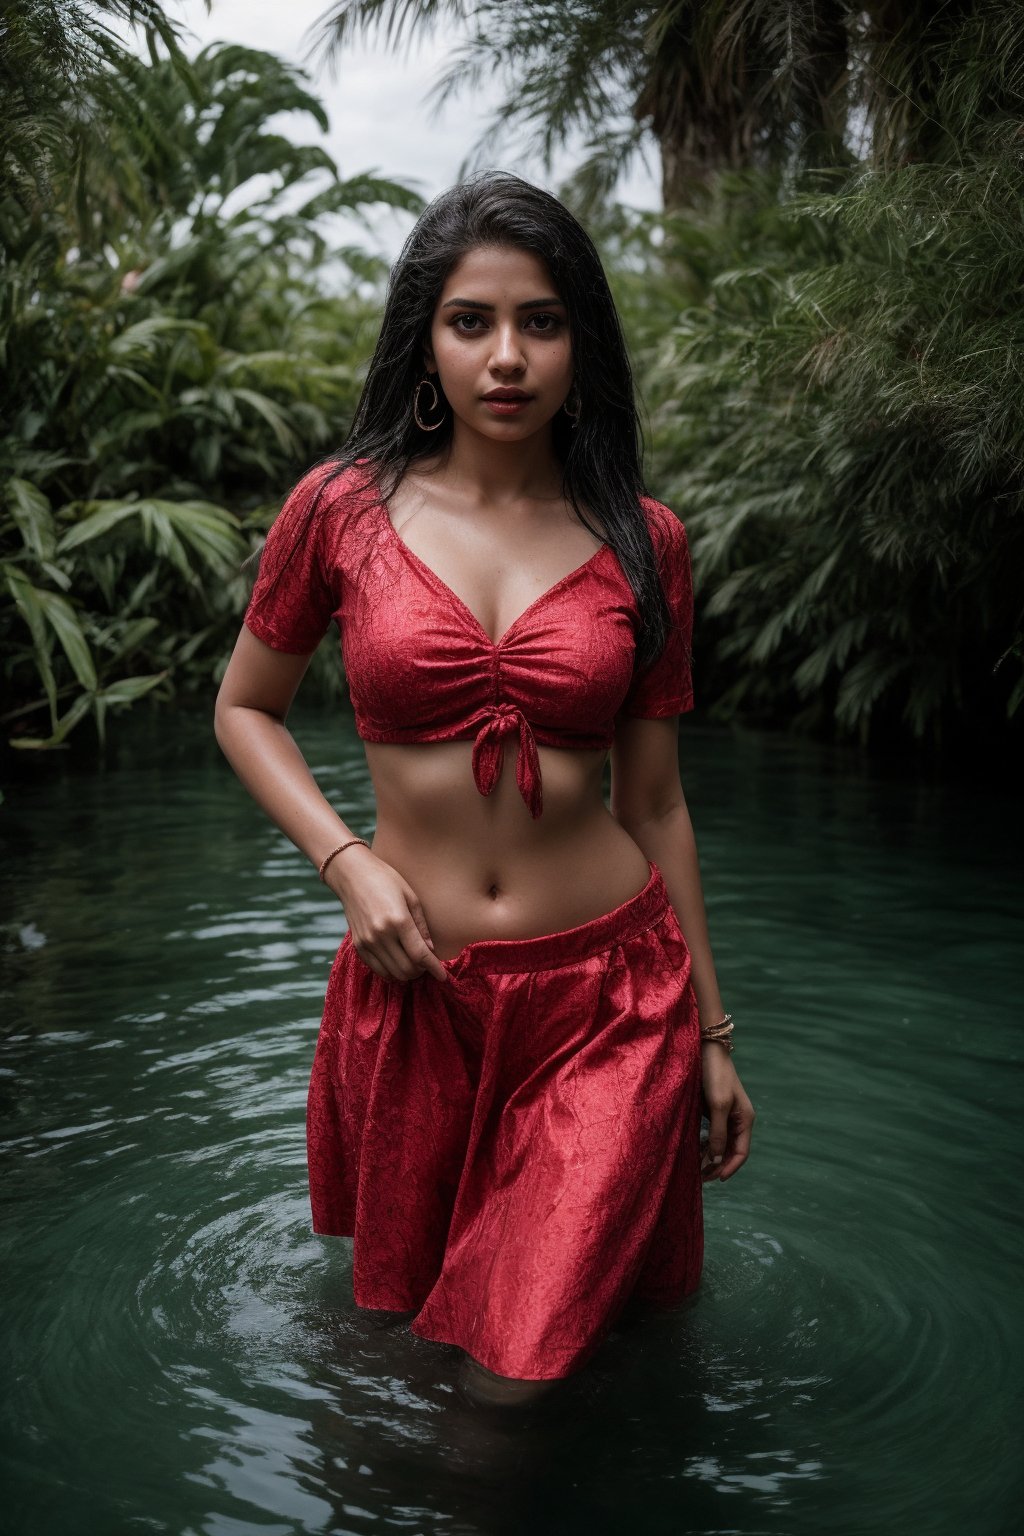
[264,169,669,668]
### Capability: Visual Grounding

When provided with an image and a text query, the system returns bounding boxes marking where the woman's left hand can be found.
[700,1044,755,1182]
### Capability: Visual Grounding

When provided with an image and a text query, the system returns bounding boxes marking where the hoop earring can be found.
[413,375,447,432]
[563,383,581,425]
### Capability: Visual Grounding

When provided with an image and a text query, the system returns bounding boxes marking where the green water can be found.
[2,707,1020,1536]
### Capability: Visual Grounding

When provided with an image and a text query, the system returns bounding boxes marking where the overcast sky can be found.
[159,0,661,263]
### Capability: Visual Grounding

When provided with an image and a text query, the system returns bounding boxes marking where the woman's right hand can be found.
[325,846,451,985]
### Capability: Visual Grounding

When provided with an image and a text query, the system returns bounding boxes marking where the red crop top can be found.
[243,461,694,818]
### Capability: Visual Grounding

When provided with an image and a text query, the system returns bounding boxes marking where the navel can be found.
[486,882,500,901]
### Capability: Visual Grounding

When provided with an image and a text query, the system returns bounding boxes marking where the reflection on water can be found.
[1,705,1020,1535]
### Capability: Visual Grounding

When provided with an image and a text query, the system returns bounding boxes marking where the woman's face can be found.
[422,243,574,444]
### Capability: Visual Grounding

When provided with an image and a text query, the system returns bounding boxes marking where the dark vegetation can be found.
[2,0,1020,767]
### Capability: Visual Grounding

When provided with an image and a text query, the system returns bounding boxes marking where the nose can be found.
[489,322,526,371]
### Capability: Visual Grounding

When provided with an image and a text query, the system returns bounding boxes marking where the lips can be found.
[483,389,532,401]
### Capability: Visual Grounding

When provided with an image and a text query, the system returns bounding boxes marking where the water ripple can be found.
[1,711,1020,1536]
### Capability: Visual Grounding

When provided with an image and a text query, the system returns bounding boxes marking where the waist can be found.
[436,860,669,976]
[362,749,653,957]
[364,736,610,832]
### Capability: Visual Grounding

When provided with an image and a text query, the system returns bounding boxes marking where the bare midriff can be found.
[364,738,651,961]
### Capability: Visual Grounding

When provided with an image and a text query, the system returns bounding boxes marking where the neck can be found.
[429,424,564,506]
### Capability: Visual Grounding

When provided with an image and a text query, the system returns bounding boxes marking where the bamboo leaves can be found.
[7,478,56,561]
[55,499,246,578]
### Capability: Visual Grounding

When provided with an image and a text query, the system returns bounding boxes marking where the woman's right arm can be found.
[213,626,450,984]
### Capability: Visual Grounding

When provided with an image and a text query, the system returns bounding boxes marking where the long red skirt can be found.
[305,859,704,1381]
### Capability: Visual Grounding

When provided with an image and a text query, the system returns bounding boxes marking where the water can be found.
[2,705,1021,1536]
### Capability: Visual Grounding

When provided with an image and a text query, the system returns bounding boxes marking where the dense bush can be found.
[1,13,419,751]
[596,6,1024,752]
[632,143,1023,749]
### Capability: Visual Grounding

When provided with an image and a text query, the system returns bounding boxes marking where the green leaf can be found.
[34,588,98,690]
[108,316,203,361]
[3,565,59,726]
[38,560,73,592]
[8,673,167,752]
[95,672,168,706]
[9,691,94,751]
[56,499,245,575]
[231,389,302,455]
[6,478,55,560]
[54,502,145,548]
[92,671,168,748]
[4,561,96,691]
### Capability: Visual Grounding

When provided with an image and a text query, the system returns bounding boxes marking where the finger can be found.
[718,1119,754,1181]
[378,927,449,985]
[353,943,391,981]
[375,932,425,983]
[706,1109,730,1169]
[421,951,452,984]
[355,930,417,984]
[399,909,448,983]
[406,895,435,952]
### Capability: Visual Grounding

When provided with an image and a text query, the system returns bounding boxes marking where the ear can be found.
[421,336,436,374]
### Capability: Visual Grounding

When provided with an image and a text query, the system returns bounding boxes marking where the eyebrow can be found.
[441,297,567,311]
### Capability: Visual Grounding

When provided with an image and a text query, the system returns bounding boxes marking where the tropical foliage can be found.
[2,0,1020,761]
[633,5,1024,749]
[635,158,1023,747]
[312,0,853,209]
[1,1,420,751]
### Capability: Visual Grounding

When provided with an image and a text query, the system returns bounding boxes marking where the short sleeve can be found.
[243,465,338,654]
[619,499,695,718]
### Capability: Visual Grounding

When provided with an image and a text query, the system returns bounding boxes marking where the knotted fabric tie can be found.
[470,702,543,819]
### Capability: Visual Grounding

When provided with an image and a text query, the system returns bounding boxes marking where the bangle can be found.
[699,1011,735,1053]
[318,839,370,883]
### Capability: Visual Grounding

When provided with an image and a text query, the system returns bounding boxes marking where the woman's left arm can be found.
[610,714,755,1183]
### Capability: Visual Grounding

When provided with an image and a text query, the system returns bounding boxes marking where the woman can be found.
[214,171,755,1412]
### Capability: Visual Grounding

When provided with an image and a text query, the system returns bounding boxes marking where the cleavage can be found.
[391,511,603,646]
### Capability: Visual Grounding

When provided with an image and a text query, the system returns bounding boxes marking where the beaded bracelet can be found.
[318,838,370,883]
[699,1011,735,1053]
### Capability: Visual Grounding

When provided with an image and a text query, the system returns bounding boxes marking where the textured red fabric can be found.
[306,861,704,1381]
[243,461,695,818]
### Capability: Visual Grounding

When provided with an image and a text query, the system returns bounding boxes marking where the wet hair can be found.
[263,169,670,668]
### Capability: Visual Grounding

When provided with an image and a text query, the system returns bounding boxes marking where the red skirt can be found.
[306,859,704,1381]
